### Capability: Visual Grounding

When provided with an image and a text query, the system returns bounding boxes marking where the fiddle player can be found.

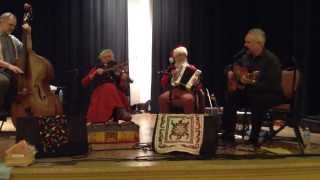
[0,12,27,110]
[221,28,284,148]
[82,49,131,124]
[158,46,202,113]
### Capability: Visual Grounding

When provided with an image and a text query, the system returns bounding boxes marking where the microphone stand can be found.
[167,65,174,111]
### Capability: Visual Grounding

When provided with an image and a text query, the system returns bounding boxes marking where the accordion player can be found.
[159,46,203,114]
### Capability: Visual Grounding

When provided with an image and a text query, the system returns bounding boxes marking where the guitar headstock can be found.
[23,3,33,24]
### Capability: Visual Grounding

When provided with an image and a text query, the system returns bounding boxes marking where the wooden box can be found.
[87,122,139,144]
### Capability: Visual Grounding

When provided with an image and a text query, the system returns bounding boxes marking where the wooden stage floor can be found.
[1,113,320,179]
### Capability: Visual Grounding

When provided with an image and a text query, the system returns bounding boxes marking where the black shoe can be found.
[114,107,132,122]
[220,132,235,145]
[245,138,260,149]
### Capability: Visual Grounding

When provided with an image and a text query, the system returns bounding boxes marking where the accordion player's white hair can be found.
[173,46,188,57]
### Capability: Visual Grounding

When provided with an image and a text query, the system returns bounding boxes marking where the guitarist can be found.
[82,49,131,125]
[221,28,284,148]
[0,12,25,110]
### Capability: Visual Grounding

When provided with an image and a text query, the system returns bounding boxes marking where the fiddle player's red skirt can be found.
[86,83,129,123]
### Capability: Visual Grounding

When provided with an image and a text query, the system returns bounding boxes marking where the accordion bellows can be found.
[171,64,202,90]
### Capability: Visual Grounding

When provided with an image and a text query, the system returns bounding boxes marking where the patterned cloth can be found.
[38,115,69,153]
[154,114,204,155]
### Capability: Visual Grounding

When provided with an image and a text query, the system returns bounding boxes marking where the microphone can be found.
[167,57,175,71]
[232,48,247,59]
[169,57,174,64]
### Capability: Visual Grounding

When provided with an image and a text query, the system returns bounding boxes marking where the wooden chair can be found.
[260,68,305,153]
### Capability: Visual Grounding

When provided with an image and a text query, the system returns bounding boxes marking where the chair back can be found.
[281,69,300,100]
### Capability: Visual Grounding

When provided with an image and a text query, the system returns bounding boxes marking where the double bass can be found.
[11,4,63,125]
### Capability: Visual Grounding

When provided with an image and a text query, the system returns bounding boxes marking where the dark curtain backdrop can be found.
[0,0,128,114]
[151,0,319,115]
[1,0,319,115]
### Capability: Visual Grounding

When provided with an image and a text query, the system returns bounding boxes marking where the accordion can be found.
[171,64,202,90]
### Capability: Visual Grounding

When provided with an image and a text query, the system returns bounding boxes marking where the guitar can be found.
[227,64,259,93]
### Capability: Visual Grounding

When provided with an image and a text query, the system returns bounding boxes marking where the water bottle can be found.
[303,126,311,149]
[210,94,216,106]
[258,130,267,143]
[58,89,64,103]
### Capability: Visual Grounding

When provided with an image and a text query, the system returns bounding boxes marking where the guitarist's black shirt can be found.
[236,49,282,94]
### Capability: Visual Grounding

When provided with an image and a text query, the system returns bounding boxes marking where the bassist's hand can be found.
[8,64,24,74]
[22,23,32,34]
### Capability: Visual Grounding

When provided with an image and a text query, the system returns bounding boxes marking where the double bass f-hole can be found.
[35,84,46,100]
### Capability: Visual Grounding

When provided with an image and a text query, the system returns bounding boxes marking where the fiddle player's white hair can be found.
[98,49,114,59]
[0,12,16,23]
[247,28,266,45]
[173,46,188,58]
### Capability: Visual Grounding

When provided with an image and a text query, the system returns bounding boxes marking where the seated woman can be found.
[82,49,131,124]
[159,46,203,113]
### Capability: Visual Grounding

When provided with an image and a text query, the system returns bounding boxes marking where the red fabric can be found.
[159,88,195,113]
[160,74,170,90]
[82,68,129,123]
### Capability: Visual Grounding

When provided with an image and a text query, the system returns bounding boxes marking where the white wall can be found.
[128,0,153,105]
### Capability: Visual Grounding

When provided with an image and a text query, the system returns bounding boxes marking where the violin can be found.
[96,61,128,75]
[91,61,133,92]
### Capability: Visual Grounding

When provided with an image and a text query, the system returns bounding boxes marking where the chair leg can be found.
[240,109,250,140]
[293,126,305,154]
[0,120,4,131]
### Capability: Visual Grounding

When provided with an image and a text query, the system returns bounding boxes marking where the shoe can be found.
[86,122,92,127]
[106,119,118,125]
[237,143,258,152]
[220,132,235,145]
[242,138,260,149]
[114,107,132,122]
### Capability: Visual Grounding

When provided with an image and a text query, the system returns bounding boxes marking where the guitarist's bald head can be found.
[247,28,266,46]
[0,12,16,23]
